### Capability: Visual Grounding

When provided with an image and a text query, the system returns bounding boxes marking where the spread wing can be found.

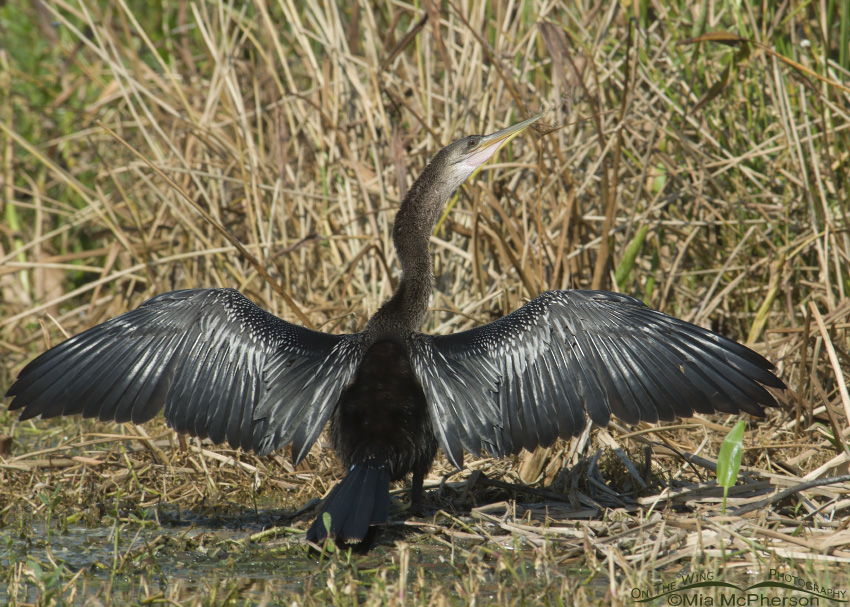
[409,289,784,468]
[6,288,364,461]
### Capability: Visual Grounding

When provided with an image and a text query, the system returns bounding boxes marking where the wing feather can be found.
[6,288,364,458]
[409,289,784,464]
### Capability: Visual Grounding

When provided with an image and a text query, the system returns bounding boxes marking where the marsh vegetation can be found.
[1,0,849,604]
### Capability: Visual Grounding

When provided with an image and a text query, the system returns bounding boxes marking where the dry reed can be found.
[1,1,849,605]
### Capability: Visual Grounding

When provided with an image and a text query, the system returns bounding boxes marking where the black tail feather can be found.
[307,463,391,544]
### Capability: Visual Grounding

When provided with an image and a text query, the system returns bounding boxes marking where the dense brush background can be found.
[1,0,849,605]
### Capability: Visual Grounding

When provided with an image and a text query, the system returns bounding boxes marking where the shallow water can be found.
[1,519,317,604]
[2,513,598,605]
[3,516,847,606]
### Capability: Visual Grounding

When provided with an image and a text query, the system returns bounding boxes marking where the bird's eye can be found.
[467,137,478,148]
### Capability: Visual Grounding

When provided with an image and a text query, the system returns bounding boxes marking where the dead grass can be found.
[1,0,849,605]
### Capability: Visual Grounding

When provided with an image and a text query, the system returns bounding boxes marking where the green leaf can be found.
[614,225,649,288]
[320,512,336,552]
[716,421,746,515]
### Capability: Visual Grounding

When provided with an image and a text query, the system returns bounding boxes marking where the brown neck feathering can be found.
[366,151,457,336]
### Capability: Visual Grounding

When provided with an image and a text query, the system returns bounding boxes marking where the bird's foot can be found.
[406,500,425,518]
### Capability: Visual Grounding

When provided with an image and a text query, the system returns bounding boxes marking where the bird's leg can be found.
[409,467,426,516]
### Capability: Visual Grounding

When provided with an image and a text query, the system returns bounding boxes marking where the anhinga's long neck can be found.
[375,166,449,333]
[366,113,543,337]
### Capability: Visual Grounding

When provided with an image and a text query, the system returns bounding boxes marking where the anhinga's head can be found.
[427,112,544,195]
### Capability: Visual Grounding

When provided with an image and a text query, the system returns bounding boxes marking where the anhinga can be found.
[5,114,784,544]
